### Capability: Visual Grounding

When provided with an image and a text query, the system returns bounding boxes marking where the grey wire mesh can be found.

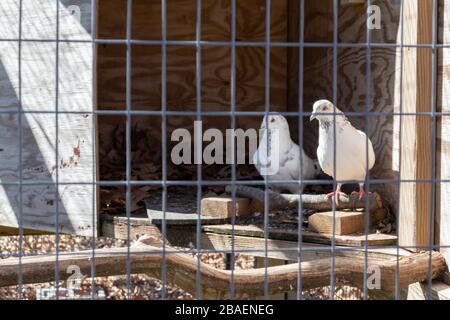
[1,0,445,300]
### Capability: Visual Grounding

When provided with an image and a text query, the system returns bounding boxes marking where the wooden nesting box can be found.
[0,0,448,275]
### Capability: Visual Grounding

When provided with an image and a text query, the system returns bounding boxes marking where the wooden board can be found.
[97,0,289,112]
[0,1,96,236]
[100,213,198,247]
[101,213,163,241]
[436,0,450,279]
[308,209,386,235]
[146,210,227,226]
[203,224,397,247]
[200,196,251,219]
[407,281,450,300]
[203,232,330,262]
[202,231,409,262]
[397,0,434,249]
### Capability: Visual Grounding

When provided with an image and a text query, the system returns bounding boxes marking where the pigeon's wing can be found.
[252,138,268,175]
[355,129,376,170]
[281,144,300,180]
[280,142,317,182]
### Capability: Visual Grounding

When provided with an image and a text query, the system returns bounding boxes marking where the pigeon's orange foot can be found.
[351,190,367,200]
[326,190,347,205]
[351,185,367,200]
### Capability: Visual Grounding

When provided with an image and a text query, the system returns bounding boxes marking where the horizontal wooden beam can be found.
[0,245,445,298]
[202,231,410,262]
[203,224,397,247]
[202,232,329,261]
[0,226,50,237]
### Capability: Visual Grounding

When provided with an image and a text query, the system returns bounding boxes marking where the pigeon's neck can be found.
[260,128,293,152]
[318,116,349,132]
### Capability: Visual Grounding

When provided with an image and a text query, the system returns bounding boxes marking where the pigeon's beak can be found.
[310,113,316,122]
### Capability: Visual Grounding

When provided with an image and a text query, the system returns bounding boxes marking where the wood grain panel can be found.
[338,0,401,43]
[290,1,401,209]
[297,46,400,203]
[97,0,290,187]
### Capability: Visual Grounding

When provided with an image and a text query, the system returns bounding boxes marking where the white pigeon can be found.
[253,113,321,194]
[310,99,376,204]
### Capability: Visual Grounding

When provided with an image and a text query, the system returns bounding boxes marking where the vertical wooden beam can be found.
[436,0,450,281]
[399,0,434,249]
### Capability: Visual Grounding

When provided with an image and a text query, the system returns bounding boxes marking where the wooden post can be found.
[398,0,434,250]
[436,0,450,281]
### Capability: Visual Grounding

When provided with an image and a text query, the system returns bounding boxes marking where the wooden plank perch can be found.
[308,209,387,235]
[200,197,251,219]
[203,224,397,247]
[0,245,445,298]
[225,185,382,212]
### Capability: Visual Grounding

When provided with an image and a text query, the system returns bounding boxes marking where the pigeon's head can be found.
[260,113,290,131]
[310,99,344,122]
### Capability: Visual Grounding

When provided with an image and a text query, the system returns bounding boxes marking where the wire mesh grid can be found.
[0,0,447,300]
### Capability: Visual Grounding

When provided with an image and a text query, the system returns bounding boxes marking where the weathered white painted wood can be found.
[0,0,95,236]
[407,281,450,300]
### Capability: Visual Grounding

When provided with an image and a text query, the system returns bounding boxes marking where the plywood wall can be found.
[293,0,401,209]
[96,0,408,215]
[0,0,95,236]
[97,0,291,187]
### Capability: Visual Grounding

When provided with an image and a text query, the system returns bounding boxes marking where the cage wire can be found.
[0,0,447,300]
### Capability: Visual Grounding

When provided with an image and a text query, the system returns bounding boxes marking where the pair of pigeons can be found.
[253,99,375,204]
